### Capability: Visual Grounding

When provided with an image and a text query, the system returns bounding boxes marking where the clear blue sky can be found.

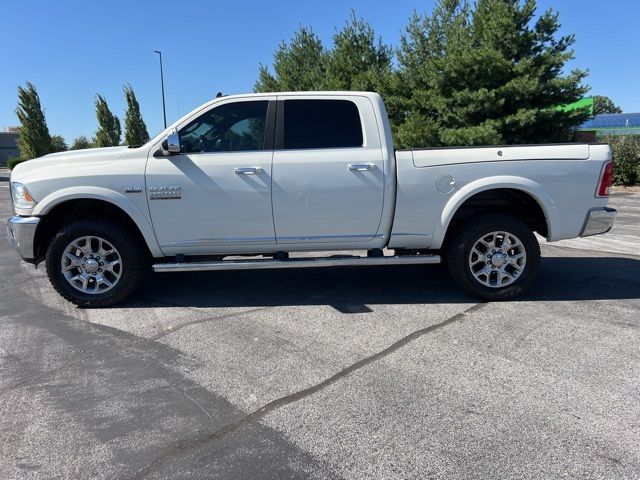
[1,0,637,143]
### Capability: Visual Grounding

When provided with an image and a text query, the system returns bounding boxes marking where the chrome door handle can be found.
[234,167,263,175]
[348,163,375,171]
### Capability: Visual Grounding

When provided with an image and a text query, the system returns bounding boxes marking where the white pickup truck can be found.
[7,92,616,307]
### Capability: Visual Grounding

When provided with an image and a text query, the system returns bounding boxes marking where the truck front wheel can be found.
[45,219,146,307]
[446,214,540,300]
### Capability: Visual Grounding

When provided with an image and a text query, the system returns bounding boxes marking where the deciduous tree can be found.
[70,136,92,150]
[51,134,67,152]
[593,95,622,115]
[601,135,640,186]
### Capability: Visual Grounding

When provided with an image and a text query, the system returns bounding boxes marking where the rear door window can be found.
[283,99,363,150]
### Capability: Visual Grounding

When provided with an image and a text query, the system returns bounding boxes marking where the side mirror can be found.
[160,128,181,155]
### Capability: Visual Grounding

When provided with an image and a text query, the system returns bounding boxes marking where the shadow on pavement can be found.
[122,256,640,310]
[522,256,640,302]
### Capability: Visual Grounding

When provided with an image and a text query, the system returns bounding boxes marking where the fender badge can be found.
[125,186,143,193]
[149,186,182,200]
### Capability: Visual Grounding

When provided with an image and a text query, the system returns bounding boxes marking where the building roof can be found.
[580,113,640,135]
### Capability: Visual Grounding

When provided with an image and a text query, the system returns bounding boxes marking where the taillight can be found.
[596,160,614,197]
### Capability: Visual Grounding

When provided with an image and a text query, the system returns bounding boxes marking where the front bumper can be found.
[580,207,617,237]
[6,216,40,262]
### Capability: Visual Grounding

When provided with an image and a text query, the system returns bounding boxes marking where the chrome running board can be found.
[153,254,441,273]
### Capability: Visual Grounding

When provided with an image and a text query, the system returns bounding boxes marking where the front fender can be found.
[32,186,163,257]
[432,176,560,248]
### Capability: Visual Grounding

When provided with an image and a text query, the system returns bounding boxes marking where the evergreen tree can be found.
[254,27,327,92]
[14,82,53,159]
[396,0,590,148]
[593,95,622,114]
[94,94,121,147]
[255,17,395,95]
[395,1,471,147]
[324,11,394,92]
[123,84,150,146]
[70,136,93,150]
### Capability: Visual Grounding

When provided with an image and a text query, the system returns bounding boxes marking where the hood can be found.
[11,146,129,182]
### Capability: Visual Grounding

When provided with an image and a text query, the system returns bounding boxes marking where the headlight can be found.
[10,182,37,209]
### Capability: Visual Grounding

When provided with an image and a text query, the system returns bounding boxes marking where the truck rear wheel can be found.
[45,219,146,307]
[446,214,540,300]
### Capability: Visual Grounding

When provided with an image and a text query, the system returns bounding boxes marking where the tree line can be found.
[256,0,621,148]
[9,82,149,168]
[10,0,627,170]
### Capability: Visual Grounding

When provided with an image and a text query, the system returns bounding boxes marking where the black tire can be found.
[45,218,147,307]
[446,214,540,301]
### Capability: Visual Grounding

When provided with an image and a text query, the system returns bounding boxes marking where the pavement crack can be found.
[0,353,93,394]
[132,301,487,479]
[149,307,270,341]
[181,389,214,422]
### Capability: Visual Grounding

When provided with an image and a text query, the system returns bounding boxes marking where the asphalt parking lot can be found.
[1,167,639,479]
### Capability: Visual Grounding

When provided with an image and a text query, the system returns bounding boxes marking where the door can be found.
[272,97,385,244]
[146,99,276,255]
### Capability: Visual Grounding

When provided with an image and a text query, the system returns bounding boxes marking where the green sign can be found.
[557,97,594,115]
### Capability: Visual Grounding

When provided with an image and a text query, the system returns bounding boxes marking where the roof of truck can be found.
[220,90,377,95]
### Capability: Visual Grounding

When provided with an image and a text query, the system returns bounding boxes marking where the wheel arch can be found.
[434,176,559,250]
[32,188,162,260]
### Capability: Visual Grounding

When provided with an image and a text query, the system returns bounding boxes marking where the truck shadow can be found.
[126,256,640,311]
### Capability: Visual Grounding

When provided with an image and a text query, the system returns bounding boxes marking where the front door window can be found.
[179,101,268,153]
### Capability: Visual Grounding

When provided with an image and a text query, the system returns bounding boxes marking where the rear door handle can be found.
[234,167,263,175]
[348,163,375,172]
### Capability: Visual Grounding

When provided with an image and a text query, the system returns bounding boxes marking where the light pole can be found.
[154,50,167,129]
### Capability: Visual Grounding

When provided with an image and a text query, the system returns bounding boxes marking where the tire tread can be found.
[446,214,541,301]
[45,218,146,307]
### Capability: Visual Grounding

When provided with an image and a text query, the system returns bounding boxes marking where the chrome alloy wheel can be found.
[468,231,526,288]
[61,236,123,294]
